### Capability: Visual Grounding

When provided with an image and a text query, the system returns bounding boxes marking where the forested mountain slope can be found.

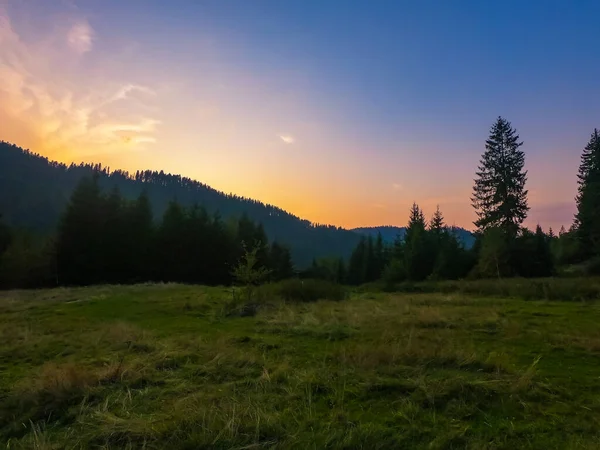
[0,141,361,267]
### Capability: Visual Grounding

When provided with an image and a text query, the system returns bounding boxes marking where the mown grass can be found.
[1,284,600,448]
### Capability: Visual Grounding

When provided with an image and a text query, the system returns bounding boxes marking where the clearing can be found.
[1,284,600,449]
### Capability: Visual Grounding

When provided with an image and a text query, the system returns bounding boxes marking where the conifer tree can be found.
[56,176,104,285]
[533,225,554,276]
[574,129,600,258]
[472,117,529,237]
[429,205,445,235]
[404,202,432,280]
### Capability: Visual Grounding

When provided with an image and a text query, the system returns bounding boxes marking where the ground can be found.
[1,284,600,449]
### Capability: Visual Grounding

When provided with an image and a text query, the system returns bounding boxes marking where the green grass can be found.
[372,276,600,301]
[2,284,600,449]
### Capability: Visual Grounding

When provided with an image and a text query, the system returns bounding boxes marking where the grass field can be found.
[2,284,600,449]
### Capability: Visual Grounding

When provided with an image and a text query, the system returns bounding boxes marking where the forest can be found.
[0,117,599,289]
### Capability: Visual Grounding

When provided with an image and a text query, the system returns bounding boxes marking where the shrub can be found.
[270,279,348,302]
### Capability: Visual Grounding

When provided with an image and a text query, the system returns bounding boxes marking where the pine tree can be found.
[574,129,600,258]
[56,176,105,285]
[472,117,529,237]
[429,205,445,235]
[533,225,554,276]
[404,203,433,281]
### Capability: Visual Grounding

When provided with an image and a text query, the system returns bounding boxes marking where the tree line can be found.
[309,117,600,284]
[0,176,294,289]
[1,117,599,288]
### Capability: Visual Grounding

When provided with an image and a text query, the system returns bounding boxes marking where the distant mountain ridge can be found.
[352,225,475,248]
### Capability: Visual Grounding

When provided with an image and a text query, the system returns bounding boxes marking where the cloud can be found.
[372,203,387,209]
[0,9,160,158]
[392,183,403,191]
[110,84,156,103]
[279,134,295,144]
[67,20,94,54]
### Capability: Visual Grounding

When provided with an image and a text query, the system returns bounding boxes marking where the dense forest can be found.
[1,117,599,289]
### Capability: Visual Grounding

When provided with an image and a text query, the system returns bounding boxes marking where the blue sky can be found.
[1,0,599,229]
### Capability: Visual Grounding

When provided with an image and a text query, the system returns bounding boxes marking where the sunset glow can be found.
[1,1,598,230]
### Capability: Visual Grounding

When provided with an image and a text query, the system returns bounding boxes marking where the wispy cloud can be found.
[392,183,403,191]
[67,20,93,54]
[279,134,295,144]
[110,84,156,103]
[372,203,387,209]
[0,8,160,158]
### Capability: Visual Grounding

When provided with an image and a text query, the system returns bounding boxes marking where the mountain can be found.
[352,226,475,248]
[0,141,362,267]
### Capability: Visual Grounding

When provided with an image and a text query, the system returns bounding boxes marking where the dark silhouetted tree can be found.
[472,117,529,237]
[403,203,433,281]
[575,129,600,259]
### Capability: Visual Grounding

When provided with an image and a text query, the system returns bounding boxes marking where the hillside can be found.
[0,141,361,267]
[353,225,475,248]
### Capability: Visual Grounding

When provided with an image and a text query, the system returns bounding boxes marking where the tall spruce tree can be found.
[404,202,433,281]
[429,205,445,235]
[472,117,529,237]
[574,129,600,258]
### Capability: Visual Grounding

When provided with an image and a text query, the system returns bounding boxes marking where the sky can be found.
[1,0,599,231]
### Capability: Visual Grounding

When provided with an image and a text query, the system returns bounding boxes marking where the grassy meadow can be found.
[1,283,600,449]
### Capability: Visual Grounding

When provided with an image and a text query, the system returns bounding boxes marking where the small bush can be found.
[269,279,348,302]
